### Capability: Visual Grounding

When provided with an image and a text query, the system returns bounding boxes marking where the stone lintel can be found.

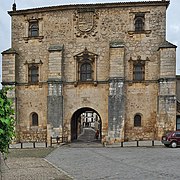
[48,45,64,52]
[110,42,124,48]
[48,78,63,83]
[109,77,124,82]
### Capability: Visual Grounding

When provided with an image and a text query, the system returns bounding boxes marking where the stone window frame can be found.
[133,61,145,81]
[134,114,142,127]
[128,56,150,82]
[28,64,39,83]
[128,11,151,36]
[80,62,93,81]
[23,17,44,42]
[28,20,39,37]
[31,112,39,126]
[24,60,43,85]
[74,47,98,86]
[134,14,145,32]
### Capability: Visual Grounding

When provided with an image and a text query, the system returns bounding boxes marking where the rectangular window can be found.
[29,21,39,37]
[28,64,39,83]
[133,62,145,81]
[135,14,145,32]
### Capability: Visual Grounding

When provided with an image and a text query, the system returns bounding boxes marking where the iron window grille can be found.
[29,21,39,37]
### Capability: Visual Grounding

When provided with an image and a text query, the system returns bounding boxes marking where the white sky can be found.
[0,0,180,87]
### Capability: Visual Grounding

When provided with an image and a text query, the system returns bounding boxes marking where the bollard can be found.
[56,136,59,144]
[45,141,48,148]
[33,142,35,148]
[50,137,52,147]
[21,142,23,149]
[137,140,139,147]
[152,140,154,146]
[121,142,123,147]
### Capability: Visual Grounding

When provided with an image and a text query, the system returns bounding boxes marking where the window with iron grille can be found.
[133,62,145,81]
[135,14,144,32]
[28,64,39,83]
[134,114,141,127]
[74,48,98,84]
[29,21,39,37]
[80,63,92,81]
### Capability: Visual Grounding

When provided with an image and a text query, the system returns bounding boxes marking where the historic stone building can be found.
[1,0,178,144]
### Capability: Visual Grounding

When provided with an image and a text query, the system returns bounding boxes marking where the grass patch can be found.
[7,147,56,158]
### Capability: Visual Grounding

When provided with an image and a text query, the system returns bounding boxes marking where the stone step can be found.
[77,128,98,142]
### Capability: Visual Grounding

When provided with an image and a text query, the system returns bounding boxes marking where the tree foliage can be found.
[0,87,15,155]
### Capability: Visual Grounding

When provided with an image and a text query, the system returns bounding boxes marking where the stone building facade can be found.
[1,0,178,144]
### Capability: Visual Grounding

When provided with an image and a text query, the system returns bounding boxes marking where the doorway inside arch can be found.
[71,107,102,143]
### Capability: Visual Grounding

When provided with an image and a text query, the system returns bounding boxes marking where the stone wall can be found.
[125,83,158,140]
[2,1,176,143]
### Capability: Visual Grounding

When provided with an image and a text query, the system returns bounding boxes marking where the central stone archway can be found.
[71,107,102,143]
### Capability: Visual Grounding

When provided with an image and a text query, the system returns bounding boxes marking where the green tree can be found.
[0,87,15,155]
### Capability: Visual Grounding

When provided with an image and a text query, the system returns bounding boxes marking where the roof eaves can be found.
[1,48,18,55]
[158,41,177,50]
[8,1,170,16]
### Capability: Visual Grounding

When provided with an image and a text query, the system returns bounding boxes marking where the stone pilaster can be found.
[157,41,177,138]
[107,42,125,143]
[108,78,125,143]
[47,45,64,142]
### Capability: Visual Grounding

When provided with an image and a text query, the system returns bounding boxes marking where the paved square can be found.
[46,146,180,180]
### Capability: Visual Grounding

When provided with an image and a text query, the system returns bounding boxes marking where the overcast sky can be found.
[0,0,180,86]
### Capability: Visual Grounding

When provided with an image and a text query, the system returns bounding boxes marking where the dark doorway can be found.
[71,107,102,142]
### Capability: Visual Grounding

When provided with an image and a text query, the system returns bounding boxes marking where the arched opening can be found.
[71,107,102,143]
[31,112,38,126]
[134,114,141,127]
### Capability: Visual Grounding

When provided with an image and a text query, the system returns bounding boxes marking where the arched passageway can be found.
[71,107,102,143]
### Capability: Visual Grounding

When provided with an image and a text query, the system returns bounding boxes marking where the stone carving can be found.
[74,9,98,38]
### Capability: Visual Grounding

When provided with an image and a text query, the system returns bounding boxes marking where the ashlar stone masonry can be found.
[1,0,178,144]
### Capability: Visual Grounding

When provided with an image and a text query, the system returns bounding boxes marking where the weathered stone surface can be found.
[1,1,177,143]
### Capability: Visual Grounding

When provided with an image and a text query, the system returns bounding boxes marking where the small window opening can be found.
[135,14,145,32]
[32,113,38,126]
[133,62,145,81]
[29,21,39,37]
[134,114,141,127]
[28,64,39,83]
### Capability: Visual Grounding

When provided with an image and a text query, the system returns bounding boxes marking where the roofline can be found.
[8,1,170,16]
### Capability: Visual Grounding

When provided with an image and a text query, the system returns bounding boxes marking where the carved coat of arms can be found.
[74,9,98,38]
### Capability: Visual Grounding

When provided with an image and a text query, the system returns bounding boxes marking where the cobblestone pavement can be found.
[1,157,72,180]
[46,144,180,180]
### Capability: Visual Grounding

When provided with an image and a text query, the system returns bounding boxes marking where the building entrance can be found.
[71,107,102,142]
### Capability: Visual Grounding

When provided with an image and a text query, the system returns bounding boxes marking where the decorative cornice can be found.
[8,1,170,16]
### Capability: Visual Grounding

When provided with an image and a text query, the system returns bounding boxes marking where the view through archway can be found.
[71,107,102,143]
